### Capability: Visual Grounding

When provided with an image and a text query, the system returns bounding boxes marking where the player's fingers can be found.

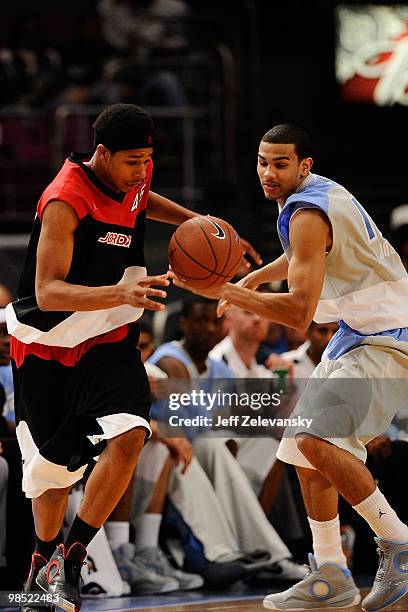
[139,274,170,287]
[141,297,166,311]
[240,238,263,265]
[144,288,167,298]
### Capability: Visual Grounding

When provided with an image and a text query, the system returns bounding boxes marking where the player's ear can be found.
[97,144,111,163]
[301,157,313,176]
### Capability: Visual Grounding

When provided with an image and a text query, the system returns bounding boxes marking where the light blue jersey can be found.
[277,173,408,359]
[148,341,233,439]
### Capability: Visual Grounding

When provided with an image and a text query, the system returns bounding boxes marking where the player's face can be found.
[138,331,154,363]
[308,322,339,358]
[182,304,223,353]
[100,146,153,193]
[257,142,312,203]
[229,308,269,344]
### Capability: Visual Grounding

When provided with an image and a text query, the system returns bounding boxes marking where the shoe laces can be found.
[132,554,155,573]
[65,559,86,586]
[156,549,177,573]
[376,548,390,582]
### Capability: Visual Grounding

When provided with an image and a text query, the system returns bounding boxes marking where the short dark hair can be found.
[93,103,154,152]
[138,317,153,337]
[181,295,217,319]
[261,123,312,160]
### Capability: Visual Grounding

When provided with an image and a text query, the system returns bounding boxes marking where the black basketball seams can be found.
[198,220,218,269]
[171,234,214,277]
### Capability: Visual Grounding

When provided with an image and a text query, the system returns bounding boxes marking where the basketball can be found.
[168,215,244,289]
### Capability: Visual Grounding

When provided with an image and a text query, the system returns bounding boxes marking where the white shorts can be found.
[277,344,408,468]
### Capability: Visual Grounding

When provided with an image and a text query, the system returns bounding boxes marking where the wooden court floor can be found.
[138,600,364,611]
[137,589,408,611]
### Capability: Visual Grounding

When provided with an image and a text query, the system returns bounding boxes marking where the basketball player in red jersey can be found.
[5,104,260,612]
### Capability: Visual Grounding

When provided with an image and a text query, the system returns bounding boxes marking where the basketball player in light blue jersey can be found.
[171,124,408,612]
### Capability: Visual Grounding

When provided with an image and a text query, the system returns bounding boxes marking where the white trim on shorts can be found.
[17,413,151,498]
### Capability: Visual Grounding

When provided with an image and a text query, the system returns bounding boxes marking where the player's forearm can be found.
[251,254,288,283]
[221,283,312,330]
[147,191,198,225]
[36,279,126,312]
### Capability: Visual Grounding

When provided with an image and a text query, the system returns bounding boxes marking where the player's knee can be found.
[108,426,146,460]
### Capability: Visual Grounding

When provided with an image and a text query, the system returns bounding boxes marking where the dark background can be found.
[0,0,407,295]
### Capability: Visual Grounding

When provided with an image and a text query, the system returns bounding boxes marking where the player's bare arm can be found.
[147,191,198,225]
[217,254,288,315]
[173,210,330,330]
[36,200,169,312]
[242,253,289,287]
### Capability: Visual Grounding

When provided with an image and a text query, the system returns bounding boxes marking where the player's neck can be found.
[182,340,208,373]
[86,154,121,194]
[230,333,257,369]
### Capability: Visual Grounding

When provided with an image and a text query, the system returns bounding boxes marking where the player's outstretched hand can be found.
[216,270,261,317]
[168,270,225,300]
[122,273,169,310]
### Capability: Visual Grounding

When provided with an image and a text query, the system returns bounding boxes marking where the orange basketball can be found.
[168,215,243,289]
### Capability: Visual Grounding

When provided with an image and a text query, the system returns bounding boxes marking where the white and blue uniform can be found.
[276,173,408,468]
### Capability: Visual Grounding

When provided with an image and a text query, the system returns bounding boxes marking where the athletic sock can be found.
[105,520,130,552]
[353,487,408,542]
[35,535,59,561]
[308,515,348,568]
[134,513,162,552]
[65,515,99,552]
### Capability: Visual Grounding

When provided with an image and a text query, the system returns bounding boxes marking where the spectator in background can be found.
[0,285,34,589]
[98,0,189,59]
[281,321,339,379]
[0,14,61,108]
[97,0,190,108]
[210,304,305,560]
[150,296,307,583]
[58,12,116,105]
[283,326,308,353]
[0,284,14,423]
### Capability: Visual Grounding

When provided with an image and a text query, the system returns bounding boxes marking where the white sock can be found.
[308,515,348,568]
[353,487,408,542]
[134,513,162,552]
[104,521,130,552]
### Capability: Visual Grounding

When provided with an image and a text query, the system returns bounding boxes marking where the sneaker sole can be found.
[36,579,79,612]
[132,581,179,594]
[362,585,408,612]
[263,593,361,610]
[178,580,204,590]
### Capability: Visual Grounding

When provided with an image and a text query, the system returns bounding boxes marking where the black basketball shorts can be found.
[12,335,151,498]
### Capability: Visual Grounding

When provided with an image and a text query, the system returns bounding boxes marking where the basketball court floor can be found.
[56,581,379,612]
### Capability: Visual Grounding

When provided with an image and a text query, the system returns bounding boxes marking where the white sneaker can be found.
[256,557,309,582]
[263,554,360,610]
[113,543,179,594]
[137,547,204,590]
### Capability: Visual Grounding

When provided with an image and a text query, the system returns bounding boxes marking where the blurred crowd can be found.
[0,1,221,111]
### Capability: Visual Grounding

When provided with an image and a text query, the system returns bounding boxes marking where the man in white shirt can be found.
[210,306,291,499]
